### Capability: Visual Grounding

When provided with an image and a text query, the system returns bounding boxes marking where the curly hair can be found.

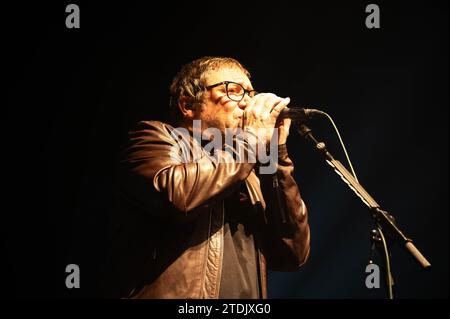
[169,56,250,120]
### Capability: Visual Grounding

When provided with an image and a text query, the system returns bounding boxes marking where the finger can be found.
[245,92,265,119]
[252,93,277,120]
[284,118,292,128]
[256,93,277,113]
[282,118,292,132]
[262,94,282,115]
[270,97,291,119]
[256,93,285,121]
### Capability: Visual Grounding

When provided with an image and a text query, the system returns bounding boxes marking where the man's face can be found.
[196,66,253,134]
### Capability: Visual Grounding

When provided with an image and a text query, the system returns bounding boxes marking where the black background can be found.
[3,1,448,299]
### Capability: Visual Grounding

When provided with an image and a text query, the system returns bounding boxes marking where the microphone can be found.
[278,107,324,123]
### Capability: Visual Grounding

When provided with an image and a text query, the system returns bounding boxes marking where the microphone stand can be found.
[297,124,431,299]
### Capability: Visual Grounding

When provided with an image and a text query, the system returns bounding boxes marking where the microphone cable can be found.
[312,110,360,183]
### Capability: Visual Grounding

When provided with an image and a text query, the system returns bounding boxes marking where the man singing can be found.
[107,56,310,299]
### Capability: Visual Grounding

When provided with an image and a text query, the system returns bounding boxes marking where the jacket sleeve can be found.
[118,121,256,221]
[258,144,311,271]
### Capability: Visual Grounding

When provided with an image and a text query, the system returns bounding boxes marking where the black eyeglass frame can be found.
[205,81,258,102]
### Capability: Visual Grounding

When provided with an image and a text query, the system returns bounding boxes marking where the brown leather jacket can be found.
[108,121,310,298]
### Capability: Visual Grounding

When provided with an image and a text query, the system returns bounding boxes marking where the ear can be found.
[177,96,195,120]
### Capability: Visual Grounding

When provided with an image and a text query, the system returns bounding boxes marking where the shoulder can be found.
[131,120,174,134]
[128,120,178,142]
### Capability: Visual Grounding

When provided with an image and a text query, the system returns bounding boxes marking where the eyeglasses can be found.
[205,81,258,102]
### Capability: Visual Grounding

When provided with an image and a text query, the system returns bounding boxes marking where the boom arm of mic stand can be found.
[297,124,431,269]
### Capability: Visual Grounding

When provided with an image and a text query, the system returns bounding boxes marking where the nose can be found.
[237,94,251,110]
